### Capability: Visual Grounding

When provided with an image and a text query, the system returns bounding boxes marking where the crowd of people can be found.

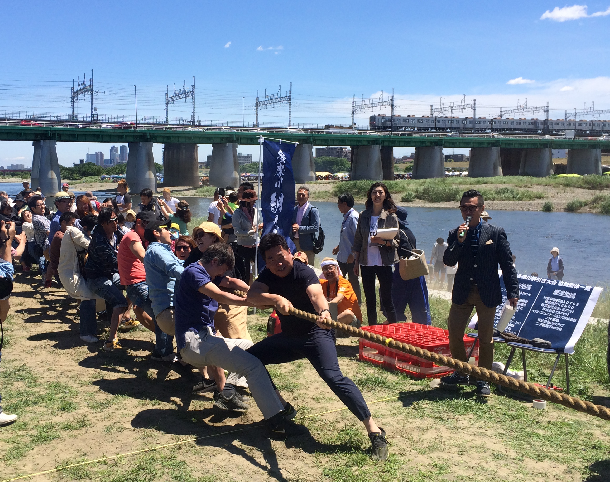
[1,174,550,461]
[0,179,421,461]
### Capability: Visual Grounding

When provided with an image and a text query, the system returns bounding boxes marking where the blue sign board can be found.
[472,274,602,353]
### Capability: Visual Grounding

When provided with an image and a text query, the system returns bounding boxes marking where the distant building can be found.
[237,152,253,165]
[86,153,97,164]
[95,152,104,166]
[7,164,25,170]
[109,146,119,165]
[445,154,466,162]
[315,147,351,158]
[119,145,128,163]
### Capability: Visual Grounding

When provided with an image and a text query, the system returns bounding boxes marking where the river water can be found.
[182,197,608,288]
[3,182,605,287]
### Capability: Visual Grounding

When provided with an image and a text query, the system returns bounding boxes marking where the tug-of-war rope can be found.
[4,302,609,482]
[282,304,610,421]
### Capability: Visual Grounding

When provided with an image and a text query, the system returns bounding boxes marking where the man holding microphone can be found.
[441,189,519,398]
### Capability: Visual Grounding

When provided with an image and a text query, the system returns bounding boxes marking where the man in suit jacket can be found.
[291,186,319,265]
[441,189,519,397]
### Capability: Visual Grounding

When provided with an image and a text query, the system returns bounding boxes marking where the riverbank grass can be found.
[2,284,610,480]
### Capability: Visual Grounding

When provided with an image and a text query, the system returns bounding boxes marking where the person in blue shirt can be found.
[174,242,303,436]
[332,192,361,303]
[48,191,74,245]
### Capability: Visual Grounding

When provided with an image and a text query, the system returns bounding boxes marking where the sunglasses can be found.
[175,245,191,252]
[194,231,208,240]
[459,205,479,212]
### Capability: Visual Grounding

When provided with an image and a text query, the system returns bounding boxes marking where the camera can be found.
[218,187,226,197]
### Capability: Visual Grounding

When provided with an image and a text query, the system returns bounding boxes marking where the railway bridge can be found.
[0,125,608,196]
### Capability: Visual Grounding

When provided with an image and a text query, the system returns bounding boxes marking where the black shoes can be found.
[267,404,308,439]
[440,371,470,388]
[213,390,249,412]
[369,428,389,461]
[441,372,492,398]
[476,381,491,397]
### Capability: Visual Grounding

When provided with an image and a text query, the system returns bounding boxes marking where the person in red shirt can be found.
[117,211,175,361]
[319,257,362,328]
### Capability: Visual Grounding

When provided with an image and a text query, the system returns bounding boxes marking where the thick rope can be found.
[238,290,610,421]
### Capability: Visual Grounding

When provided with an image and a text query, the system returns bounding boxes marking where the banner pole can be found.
[254,136,264,278]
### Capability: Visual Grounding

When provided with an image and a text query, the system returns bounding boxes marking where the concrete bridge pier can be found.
[519,148,553,177]
[209,143,240,188]
[412,146,444,179]
[500,149,522,176]
[350,145,382,180]
[163,143,199,187]
[31,140,61,197]
[126,142,157,194]
[292,144,316,183]
[469,147,502,178]
[567,148,602,175]
[381,146,394,180]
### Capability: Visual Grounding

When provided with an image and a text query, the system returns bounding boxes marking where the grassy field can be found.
[1,277,610,482]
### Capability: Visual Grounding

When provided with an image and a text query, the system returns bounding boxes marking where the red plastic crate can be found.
[359,323,479,378]
[358,339,386,367]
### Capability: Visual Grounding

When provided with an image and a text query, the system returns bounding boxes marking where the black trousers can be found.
[338,260,361,304]
[360,265,396,325]
[235,244,256,283]
[247,327,372,421]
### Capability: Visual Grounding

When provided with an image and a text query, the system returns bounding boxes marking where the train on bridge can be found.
[369,114,610,136]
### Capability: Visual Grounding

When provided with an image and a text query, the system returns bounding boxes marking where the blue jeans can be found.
[27,242,46,276]
[79,299,98,336]
[126,281,174,357]
[391,263,432,325]
[87,273,127,312]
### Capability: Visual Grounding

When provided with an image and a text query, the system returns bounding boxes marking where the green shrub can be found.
[599,199,610,215]
[480,187,545,202]
[542,201,553,212]
[565,199,588,212]
[414,183,461,202]
[330,180,408,199]
[401,191,415,202]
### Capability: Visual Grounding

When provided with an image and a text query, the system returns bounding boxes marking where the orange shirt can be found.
[320,276,362,321]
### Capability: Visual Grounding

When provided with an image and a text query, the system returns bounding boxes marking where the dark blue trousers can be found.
[391,263,432,325]
[247,327,372,421]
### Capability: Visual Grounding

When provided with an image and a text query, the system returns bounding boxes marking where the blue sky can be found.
[1,1,609,166]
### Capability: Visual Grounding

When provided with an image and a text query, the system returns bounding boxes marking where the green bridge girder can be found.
[0,126,608,149]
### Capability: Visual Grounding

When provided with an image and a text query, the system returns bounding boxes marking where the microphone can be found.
[459,216,471,238]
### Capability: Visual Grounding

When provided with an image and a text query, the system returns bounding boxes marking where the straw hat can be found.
[481,210,492,220]
[192,222,223,242]
[551,247,559,254]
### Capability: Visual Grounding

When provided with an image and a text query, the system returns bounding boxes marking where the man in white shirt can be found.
[207,188,222,225]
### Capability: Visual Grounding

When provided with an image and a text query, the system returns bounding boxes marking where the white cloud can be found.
[507,77,535,85]
[560,86,574,91]
[591,6,610,16]
[541,5,610,22]
[1,156,26,163]
[256,45,283,52]
[224,41,231,48]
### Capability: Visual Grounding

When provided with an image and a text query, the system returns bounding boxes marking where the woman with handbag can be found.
[352,182,399,326]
